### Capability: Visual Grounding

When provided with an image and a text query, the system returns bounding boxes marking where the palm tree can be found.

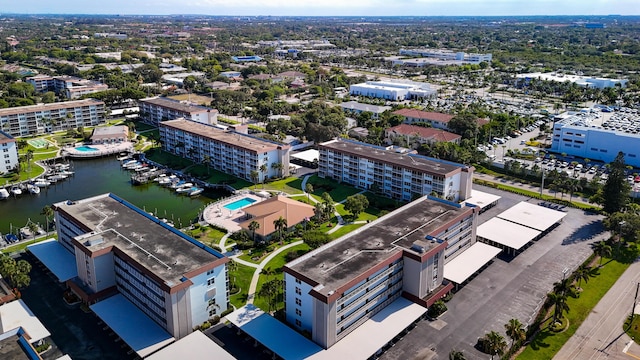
[574,264,592,290]
[40,205,54,233]
[202,155,211,175]
[448,349,466,360]
[484,331,507,360]
[553,277,577,298]
[548,292,570,324]
[566,178,582,202]
[258,279,283,313]
[592,241,612,266]
[259,164,268,188]
[504,318,526,347]
[305,183,314,202]
[25,150,34,171]
[273,216,288,242]
[248,220,260,244]
[28,222,39,243]
[271,162,283,178]
[250,170,259,189]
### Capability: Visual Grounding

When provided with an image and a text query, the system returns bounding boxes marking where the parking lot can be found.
[379,185,607,360]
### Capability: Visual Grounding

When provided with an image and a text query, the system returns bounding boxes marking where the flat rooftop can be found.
[92,126,127,136]
[0,333,29,360]
[162,119,285,153]
[140,97,211,114]
[285,196,472,298]
[0,299,50,343]
[0,99,104,116]
[477,218,541,250]
[54,193,224,288]
[0,130,14,142]
[497,201,567,232]
[147,331,235,360]
[320,139,466,177]
[27,239,78,282]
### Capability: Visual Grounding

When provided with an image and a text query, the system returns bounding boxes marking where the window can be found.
[295,278,301,284]
[295,287,301,295]
[295,319,302,327]
[207,278,215,286]
[209,309,217,316]
[295,298,302,306]
[207,269,215,276]
[295,309,302,316]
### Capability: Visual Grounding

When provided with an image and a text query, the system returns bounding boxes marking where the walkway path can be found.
[235,240,304,305]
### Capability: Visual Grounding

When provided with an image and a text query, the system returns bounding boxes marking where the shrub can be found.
[210,315,221,325]
[427,300,447,318]
[221,308,234,317]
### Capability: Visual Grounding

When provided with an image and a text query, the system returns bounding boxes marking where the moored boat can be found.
[0,188,9,199]
[27,184,40,194]
[10,186,22,196]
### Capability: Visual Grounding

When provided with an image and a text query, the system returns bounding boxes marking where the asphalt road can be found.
[380,185,608,360]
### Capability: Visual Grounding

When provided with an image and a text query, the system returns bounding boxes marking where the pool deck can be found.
[203,193,264,232]
[63,142,133,158]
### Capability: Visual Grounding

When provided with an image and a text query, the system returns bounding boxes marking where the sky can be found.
[1,0,638,16]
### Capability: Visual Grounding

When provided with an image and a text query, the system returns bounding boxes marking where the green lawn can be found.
[180,165,252,189]
[229,262,255,309]
[261,177,304,194]
[518,255,632,360]
[335,204,378,222]
[624,315,640,342]
[328,223,366,240]
[189,225,227,247]
[307,175,361,202]
[131,121,157,132]
[144,148,194,169]
[2,233,57,254]
[253,243,310,312]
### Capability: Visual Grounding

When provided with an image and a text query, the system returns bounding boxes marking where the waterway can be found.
[0,156,229,236]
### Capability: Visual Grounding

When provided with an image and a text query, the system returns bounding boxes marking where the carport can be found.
[476,218,542,256]
[444,242,501,285]
[497,201,567,232]
[90,294,175,358]
[27,239,78,282]
[291,149,319,168]
[464,190,501,213]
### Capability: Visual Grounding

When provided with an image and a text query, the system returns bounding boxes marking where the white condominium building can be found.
[160,118,291,182]
[283,196,478,349]
[0,130,18,174]
[318,139,474,202]
[53,193,230,340]
[0,99,106,137]
[139,97,218,126]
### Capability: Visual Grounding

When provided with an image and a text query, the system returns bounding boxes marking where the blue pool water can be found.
[76,146,99,152]
[224,197,256,211]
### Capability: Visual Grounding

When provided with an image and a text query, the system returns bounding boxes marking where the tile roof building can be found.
[392,109,454,130]
[385,124,461,147]
[238,195,315,239]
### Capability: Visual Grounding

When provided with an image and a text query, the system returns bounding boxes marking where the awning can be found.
[307,297,427,360]
[477,218,541,250]
[291,149,319,163]
[146,331,234,360]
[226,305,322,359]
[90,294,174,358]
[27,239,78,282]
[444,242,501,284]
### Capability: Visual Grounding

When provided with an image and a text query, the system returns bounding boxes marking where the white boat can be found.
[175,183,194,193]
[34,179,51,187]
[27,184,40,194]
[54,163,70,170]
[189,187,204,196]
[121,159,137,167]
[0,188,9,199]
[57,170,74,176]
[117,155,131,161]
[48,174,67,181]
[154,174,167,182]
[10,186,22,196]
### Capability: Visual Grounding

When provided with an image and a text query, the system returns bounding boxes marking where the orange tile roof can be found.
[393,108,454,123]
[386,124,461,142]
[239,195,315,237]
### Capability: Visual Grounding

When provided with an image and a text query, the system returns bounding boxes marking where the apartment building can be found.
[0,130,18,174]
[139,97,218,126]
[27,75,109,99]
[0,99,106,137]
[318,139,473,202]
[283,196,477,349]
[52,193,229,340]
[160,118,291,182]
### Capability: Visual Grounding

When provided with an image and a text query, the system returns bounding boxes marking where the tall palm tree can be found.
[202,155,211,175]
[504,318,526,347]
[553,277,577,298]
[248,220,260,244]
[258,279,283,313]
[250,170,259,189]
[574,264,592,290]
[305,183,314,202]
[273,216,288,242]
[566,179,582,202]
[592,241,612,266]
[259,164,268,188]
[484,331,507,360]
[548,292,570,324]
[40,205,54,233]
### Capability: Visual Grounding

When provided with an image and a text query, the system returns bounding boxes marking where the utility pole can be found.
[631,282,639,324]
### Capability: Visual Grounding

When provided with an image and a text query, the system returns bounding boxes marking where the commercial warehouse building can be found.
[398,49,492,64]
[318,138,474,202]
[30,193,230,358]
[0,99,106,137]
[349,81,436,101]
[160,118,291,182]
[515,72,627,89]
[139,97,219,126]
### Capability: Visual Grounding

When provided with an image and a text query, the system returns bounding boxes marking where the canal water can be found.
[0,156,228,235]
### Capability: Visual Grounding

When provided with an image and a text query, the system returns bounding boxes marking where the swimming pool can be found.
[223,197,257,211]
[76,146,99,152]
